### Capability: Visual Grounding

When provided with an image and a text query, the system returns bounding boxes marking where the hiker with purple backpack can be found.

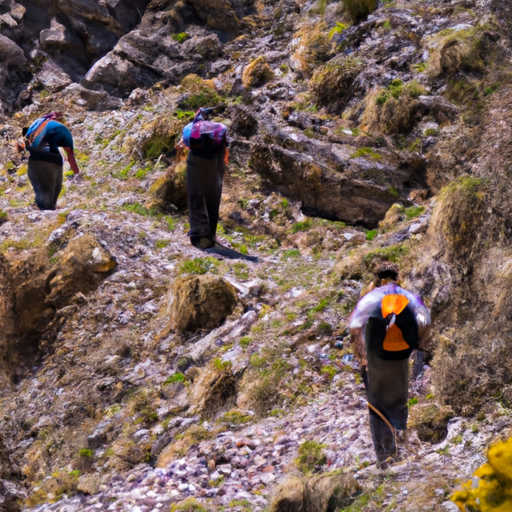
[180,107,258,262]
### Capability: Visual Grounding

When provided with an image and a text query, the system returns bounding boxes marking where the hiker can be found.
[17,112,79,210]
[180,107,257,262]
[349,267,431,467]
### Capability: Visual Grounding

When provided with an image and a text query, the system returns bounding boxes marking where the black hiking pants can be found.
[27,148,63,210]
[363,329,409,463]
[186,149,225,247]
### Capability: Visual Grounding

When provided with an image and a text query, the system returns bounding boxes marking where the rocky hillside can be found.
[1,0,512,511]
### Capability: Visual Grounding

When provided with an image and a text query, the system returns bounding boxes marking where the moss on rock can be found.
[242,56,274,88]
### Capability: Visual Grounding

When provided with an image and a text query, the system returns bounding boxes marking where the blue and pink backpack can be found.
[182,108,228,151]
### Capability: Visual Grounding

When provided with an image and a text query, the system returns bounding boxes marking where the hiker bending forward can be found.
[349,269,431,467]
[18,112,80,210]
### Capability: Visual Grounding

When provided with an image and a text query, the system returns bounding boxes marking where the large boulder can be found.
[166,275,238,333]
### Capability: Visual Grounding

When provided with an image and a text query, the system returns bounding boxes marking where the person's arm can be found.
[63,147,80,174]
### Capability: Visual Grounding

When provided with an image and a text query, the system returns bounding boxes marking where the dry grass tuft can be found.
[362,80,426,134]
[270,473,361,512]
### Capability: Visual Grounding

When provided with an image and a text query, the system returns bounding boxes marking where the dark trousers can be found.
[363,336,409,463]
[27,149,63,211]
[186,150,225,246]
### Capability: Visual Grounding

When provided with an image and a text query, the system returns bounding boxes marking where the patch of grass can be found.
[296,440,327,474]
[250,354,267,368]
[366,229,378,240]
[407,397,419,408]
[320,365,337,380]
[164,215,178,231]
[213,357,232,372]
[174,109,195,120]
[312,297,330,313]
[172,32,189,43]
[425,128,440,137]
[178,257,219,275]
[351,147,381,160]
[239,336,252,349]
[364,244,410,265]
[170,498,206,512]
[404,205,425,219]
[291,220,313,233]
[413,62,427,73]
[135,163,154,179]
[163,373,186,385]
[155,239,170,250]
[218,410,253,426]
[283,249,300,258]
[112,159,136,180]
[389,186,399,198]
[122,202,160,217]
[78,448,93,458]
[484,83,499,96]
[232,262,249,280]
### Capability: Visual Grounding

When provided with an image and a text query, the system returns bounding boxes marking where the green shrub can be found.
[163,373,186,385]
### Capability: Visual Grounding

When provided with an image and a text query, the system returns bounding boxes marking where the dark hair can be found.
[377,269,399,281]
[22,127,29,136]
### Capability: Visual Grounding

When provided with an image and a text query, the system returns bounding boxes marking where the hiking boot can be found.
[190,236,215,249]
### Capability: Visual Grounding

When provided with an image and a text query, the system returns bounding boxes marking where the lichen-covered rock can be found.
[242,56,274,88]
[166,275,238,333]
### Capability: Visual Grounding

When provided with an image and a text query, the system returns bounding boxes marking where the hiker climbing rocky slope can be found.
[1,0,512,510]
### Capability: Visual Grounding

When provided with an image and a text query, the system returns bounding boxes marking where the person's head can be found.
[22,127,29,137]
[375,264,399,286]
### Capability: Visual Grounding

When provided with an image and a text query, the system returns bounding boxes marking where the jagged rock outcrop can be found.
[251,132,427,228]
[82,0,253,96]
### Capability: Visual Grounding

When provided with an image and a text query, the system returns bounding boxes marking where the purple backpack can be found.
[182,109,227,151]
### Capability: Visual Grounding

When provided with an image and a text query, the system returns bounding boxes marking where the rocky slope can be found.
[1,0,512,511]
